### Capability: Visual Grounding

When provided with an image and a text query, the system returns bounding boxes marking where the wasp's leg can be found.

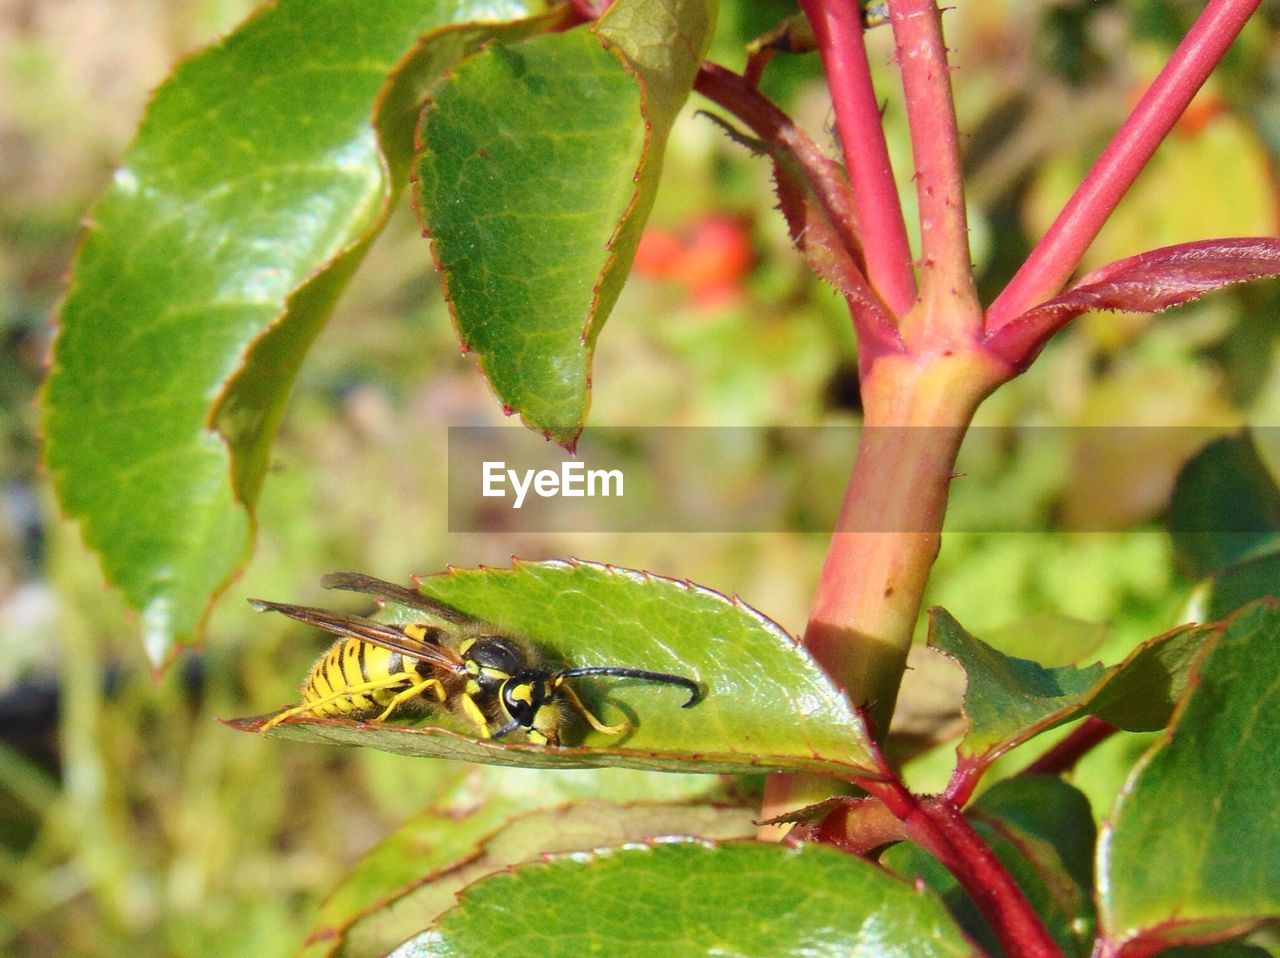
[558,683,627,735]
[260,675,417,731]
[458,692,493,738]
[372,677,447,722]
[261,701,324,731]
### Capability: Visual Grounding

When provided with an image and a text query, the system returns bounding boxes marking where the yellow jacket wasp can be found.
[252,572,702,745]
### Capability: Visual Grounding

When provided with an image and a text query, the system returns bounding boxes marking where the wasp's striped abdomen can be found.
[298,640,418,720]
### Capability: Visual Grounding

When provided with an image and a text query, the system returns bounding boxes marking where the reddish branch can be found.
[739,3,1262,956]
[944,754,986,809]
[807,720,1063,958]
[987,0,1263,328]
[798,0,917,316]
[866,777,1065,958]
[1022,717,1118,777]
[887,0,978,329]
[692,63,866,268]
[693,63,903,362]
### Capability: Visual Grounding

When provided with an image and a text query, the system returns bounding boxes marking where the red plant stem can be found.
[693,63,818,149]
[798,0,917,316]
[803,350,1001,725]
[943,754,985,808]
[1022,717,1118,777]
[764,353,1003,839]
[887,0,979,338]
[692,64,870,289]
[867,777,1065,958]
[946,719,1119,807]
[694,63,906,367]
[987,0,1262,329]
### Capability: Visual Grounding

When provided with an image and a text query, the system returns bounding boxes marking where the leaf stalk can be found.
[1020,717,1118,779]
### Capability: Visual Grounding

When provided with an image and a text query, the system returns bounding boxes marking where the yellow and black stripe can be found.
[251,596,465,731]
[297,641,406,718]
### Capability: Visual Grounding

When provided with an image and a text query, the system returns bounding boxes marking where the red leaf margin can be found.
[984,237,1280,372]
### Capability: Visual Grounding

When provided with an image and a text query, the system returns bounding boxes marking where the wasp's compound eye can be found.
[501,678,546,727]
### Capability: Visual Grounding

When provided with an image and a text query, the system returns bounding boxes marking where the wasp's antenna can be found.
[558,667,702,707]
[489,716,522,740]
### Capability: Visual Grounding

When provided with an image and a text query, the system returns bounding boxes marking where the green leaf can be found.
[970,776,1097,895]
[983,613,1109,667]
[414,0,715,443]
[298,765,730,958]
[307,800,756,958]
[1198,551,1280,621]
[931,609,1106,765]
[392,840,979,958]
[1173,432,1280,620]
[43,0,548,663]
[1098,600,1280,953]
[931,608,1215,774]
[1170,431,1280,580]
[235,560,878,777]
[296,799,521,958]
[883,777,1098,958]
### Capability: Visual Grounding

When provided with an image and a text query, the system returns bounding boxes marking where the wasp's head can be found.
[497,672,561,745]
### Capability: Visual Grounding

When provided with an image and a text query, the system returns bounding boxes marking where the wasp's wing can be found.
[249,598,465,671]
[320,572,479,626]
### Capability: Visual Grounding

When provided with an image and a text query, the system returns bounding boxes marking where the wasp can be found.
[251,572,701,745]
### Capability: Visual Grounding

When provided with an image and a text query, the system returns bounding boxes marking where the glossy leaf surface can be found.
[296,766,729,957]
[931,608,1215,773]
[415,0,714,443]
[1098,601,1280,954]
[43,0,543,662]
[310,800,755,958]
[236,560,877,776]
[393,840,979,958]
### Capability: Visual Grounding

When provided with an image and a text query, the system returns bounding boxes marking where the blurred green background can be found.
[3,0,1280,954]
